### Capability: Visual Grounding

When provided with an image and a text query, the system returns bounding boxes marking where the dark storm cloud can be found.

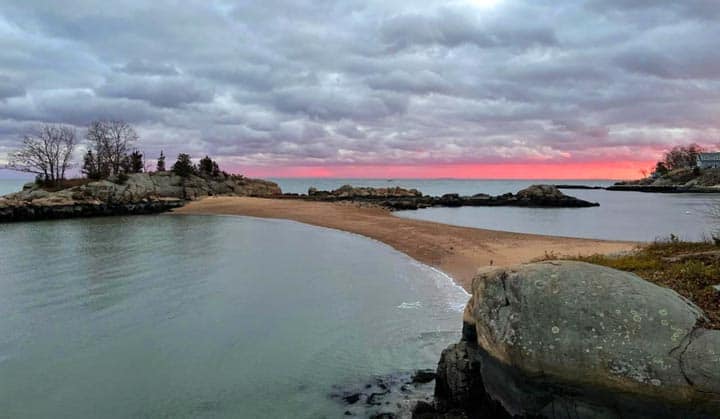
[0,0,719,169]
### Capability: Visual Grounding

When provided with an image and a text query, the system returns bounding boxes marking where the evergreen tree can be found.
[129,150,144,173]
[156,150,166,172]
[172,153,196,177]
[198,155,214,176]
[654,161,668,176]
[82,150,102,179]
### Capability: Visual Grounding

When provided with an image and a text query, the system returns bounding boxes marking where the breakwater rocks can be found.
[299,184,599,210]
[0,172,281,222]
[421,261,720,418]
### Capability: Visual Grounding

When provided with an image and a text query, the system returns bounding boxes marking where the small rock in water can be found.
[343,393,362,404]
[330,371,437,418]
[411,369,436,384]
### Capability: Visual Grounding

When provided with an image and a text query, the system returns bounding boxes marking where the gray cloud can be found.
[0,0,718,172]
[96,74,215,108]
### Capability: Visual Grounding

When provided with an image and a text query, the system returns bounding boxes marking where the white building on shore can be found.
[696,152,720,169]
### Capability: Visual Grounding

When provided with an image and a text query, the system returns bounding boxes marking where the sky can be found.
[0,0,719,179]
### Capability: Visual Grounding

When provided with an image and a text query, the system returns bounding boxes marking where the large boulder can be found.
[515,184,565,200]
[514,184,598,207]
[433,261,720,418]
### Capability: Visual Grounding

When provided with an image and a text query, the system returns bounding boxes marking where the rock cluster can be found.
[330,370,438,418]
[308,184,423,199]
[0,172,281,222]
[424,261,720,418]
[300,184,598,210]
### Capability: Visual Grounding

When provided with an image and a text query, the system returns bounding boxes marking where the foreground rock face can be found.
[0,172,281,222]
[428,261,720,418]
[300,184,598,210]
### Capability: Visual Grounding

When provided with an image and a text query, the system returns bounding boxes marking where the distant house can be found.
[697,152,720,169]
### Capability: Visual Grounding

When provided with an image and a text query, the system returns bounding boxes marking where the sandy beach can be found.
[173,196,637,290]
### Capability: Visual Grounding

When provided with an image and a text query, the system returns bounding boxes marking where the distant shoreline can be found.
[172,196,636,290]
[557,184,720,193]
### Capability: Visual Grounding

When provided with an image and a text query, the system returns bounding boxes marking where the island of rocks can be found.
[416,261,720,418]
[286,184,599,210]
[0,171,280,222]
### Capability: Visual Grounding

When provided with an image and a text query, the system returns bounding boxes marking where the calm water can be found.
[0,179,28,196]
[0,215,466,418]
[4,178,720,241]
[273,179,720,242]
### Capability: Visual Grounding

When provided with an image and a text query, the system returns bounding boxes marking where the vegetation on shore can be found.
[6,121,233,190]
[618,143,720,187]
[544,238,720,329]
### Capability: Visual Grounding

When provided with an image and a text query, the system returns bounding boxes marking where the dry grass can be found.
[555,239,720,329]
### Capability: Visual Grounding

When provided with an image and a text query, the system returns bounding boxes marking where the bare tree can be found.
[85,120,138,176]
[663,144,704,170]
[8,124,77,183]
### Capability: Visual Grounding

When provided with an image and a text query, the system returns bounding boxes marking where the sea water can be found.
[273,179,720,242]
[0,215,467,418]
[4,177,719,241]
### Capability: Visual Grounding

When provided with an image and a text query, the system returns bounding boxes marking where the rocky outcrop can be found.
[0,172,281,222]
[607,184,720,193]
[610,167,720,193]
[426,261,720,418]
[308,184,423,199]
[299,184,598,210]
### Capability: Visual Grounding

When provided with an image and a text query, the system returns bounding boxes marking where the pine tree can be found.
[82,150,101,179]
[157,150,166,172]
[198,155,214,176]
[172,153,196,177]
[129,150,144,173]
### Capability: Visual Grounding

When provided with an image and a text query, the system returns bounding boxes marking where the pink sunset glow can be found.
[238,160,657,180]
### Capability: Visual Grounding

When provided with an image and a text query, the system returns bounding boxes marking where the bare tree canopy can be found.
[85,120,138,176]
[663,144,704,170]
[8,124,77,183]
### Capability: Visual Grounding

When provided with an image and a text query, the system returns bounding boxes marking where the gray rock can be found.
[0,172,281,222]
[435,261,720,418]
[435,342,485,411]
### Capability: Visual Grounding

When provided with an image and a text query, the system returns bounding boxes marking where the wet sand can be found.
[173,196,637,291]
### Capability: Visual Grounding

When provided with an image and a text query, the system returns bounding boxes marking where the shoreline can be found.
[173,196,637,291]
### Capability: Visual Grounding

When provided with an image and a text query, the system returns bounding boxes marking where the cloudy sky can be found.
[1,0,719,179]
